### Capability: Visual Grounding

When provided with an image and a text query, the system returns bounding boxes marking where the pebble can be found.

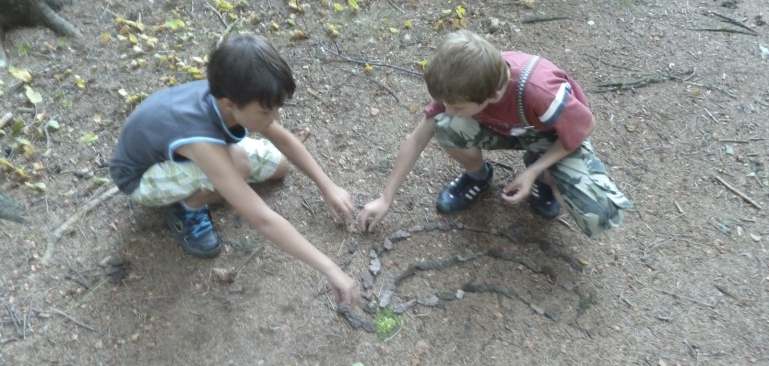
[361,271,375,290]
[393,299,417,314]
[417,294,440,307]
[369,257,382,276]
[379,289,394,308]
[389,229,411,242]
[383,238,394,251]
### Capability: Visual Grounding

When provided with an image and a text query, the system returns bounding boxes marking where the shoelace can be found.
[184,209,213,238]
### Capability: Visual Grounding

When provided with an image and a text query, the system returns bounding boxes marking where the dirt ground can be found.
[1,0,768,365]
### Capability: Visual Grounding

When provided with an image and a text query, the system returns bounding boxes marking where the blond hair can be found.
[424,30,508,104]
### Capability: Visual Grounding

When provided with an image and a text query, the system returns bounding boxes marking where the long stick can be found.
[42,186,120,265]
[714,175,762,210]
[51,308,98,332]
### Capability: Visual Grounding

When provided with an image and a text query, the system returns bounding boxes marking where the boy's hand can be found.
[327,269,359,307]
[357,196,390,232]
[501,169,538,204]
[321,184,354,223]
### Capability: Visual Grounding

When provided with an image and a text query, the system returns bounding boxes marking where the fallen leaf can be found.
[325,23,340,38]
[287,0,303,13]
[25,182,46,193]
[164,18,186,31]
[115,17,145,33]
[416,59,429,71]
[80,132,99,145]
[9,66,32,83]
[290,30,309,41]
[214,0,234,13]
[74,75,86,89]
[270,21,280,31]
[388,27,399,34]
[24,86,43,105]
[46,120,60,130]
[403,20,413,29]
[347,0,359,11]
[454,5,466,19]
[333,2,345,12]
[98,32,112,45]
[363,63,374,75]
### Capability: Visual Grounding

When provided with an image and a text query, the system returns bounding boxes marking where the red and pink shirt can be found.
[424,51,594,150]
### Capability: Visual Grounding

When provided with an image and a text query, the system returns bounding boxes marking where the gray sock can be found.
[466,163,490,181]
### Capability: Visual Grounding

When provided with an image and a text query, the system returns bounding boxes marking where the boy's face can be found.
[229,100,278,132]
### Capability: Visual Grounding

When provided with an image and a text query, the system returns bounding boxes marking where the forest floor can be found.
[1,0,768,365]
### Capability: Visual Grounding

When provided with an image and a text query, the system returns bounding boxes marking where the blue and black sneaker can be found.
[528,180,561,220]
[436,162,493,214]
[166,203,221,258]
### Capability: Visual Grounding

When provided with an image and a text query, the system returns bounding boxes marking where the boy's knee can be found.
[268,158,289,181]
[228,145,251,178]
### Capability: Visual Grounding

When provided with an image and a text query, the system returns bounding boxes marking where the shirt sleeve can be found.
[528,81,594,150]
[423,101,446,119]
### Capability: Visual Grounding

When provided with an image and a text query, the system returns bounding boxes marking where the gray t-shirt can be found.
[110,80,246,194]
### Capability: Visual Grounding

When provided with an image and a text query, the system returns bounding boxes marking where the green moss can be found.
[374,308,400,340]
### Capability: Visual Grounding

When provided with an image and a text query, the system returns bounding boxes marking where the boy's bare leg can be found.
[183,144,289,208]
[444,147,484,172]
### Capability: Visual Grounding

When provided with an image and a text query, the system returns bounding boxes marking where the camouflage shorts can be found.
[130,137,283,207]
[434,113,633,237]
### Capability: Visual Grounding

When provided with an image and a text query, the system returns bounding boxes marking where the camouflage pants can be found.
[434,113,633,237]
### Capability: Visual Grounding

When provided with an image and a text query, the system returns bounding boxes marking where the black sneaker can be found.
[166,203,221,258]
[436,162,493,214]
[528,180,561,220]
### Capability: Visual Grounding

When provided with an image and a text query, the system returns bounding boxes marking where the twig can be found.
[674,201,685,214]
[594,70,693,93]
[0,112,12,129]
[656,288,716,309]
[689,27,757,36]
[703,108,719,123]
[4,304,22,337]
[51,307,98,332]
[521,16,571,24]
[325,42,423,78]
[703,11,758,35]
[205,2,228,28]
[385,0,405,14]
[713,175,762,210]
[340,69,400,104]
[584,54,641,72]
[234,246,265,278]
[42,186,120,265]
[718,138,767,143]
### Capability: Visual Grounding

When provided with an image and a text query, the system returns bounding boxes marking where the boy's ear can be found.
[218,97,237,111]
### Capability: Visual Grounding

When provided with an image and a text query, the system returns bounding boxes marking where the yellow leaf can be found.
[164,18,186,31]
[333,2,345,12]
[115,17,145,33]
[128,33,139,45]
[74,75,86,89]
[25,182,46,193]
[270,21,280,31]
[184,66,205,79]
[99,32,112,45]
[388,27,399,34]
[363,63,373,75]
[403,20,413,29]
[454,5,466,19]
[9,66,32,83]
[416,59,429,71]
[347,0,359,11]
[214,0,234,12]
[24,86,43,105]
[80,132,99,145]
[325,23,340,38]
[519,0,537,9]
[287,0,303,13]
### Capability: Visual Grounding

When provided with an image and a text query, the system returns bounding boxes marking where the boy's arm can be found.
[501,117,594,204]
[261,121,353,222]
[357,117,436,231]
[178,143,357,305]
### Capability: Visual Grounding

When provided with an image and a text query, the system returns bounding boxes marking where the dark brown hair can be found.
[207,33,295,109]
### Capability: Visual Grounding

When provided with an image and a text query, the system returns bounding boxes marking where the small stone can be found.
[383,238,394,251]
[389,229,411,242]
[369,249,378,259]
[370,107,380,116]
[393,299,417,314]
[228,284,244,294]
[94,340,104,349]
[485,17,502,33]
[369,257,382,276]
[379,289,394,308]
[130,333,140,342]
[212,268,236,284]
[361,271,375,289]
[408,225,424,233]
[750,233,762,242]
[423,222,438,231]
[455,289,465,300]
[417,294,440,307]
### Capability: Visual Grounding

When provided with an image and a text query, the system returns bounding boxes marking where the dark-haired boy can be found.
[358,30,632,237]
[110,34,357,305]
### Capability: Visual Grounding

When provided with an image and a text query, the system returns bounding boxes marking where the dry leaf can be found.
[9,66,32,83]
[363,63,373,75]
[290,30,309,41]
[24,86,43,105]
